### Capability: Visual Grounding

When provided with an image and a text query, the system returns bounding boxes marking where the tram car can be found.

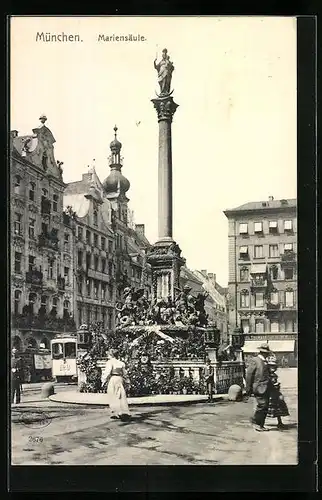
[50,334,78,382]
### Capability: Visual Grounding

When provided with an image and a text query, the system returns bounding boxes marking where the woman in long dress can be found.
[101,348,131,421]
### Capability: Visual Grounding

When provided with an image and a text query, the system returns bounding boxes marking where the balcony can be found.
[25,270,43,286]
[38,233,59,251]
[266,302,281,310]
[12,313,76,332]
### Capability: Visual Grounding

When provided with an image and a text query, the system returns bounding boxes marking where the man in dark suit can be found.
[11,348,23,404]
[203,357,214,402]
[245,343,272,432]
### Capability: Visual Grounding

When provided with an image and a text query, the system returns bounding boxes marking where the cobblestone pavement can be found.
[11,369,297,466]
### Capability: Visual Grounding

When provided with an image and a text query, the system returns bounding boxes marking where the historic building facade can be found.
[224,197,297,364]
[10,116,76,351]
[64,127,152,331]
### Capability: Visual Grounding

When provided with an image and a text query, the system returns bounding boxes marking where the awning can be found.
[243,340,295,353]
[250,264,267,274]
[269,221,277,228]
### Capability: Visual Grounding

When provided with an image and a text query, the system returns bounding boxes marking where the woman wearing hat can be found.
[266,355,289,429]
[245,343,273,432]
[101,348,131,421]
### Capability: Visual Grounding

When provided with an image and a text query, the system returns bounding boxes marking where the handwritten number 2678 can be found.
[28,436,43,443]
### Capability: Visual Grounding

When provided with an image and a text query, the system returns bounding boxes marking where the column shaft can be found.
[158,119,173,240]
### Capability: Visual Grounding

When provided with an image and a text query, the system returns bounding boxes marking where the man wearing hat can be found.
[245,343,272,431]
[11,347,23,404]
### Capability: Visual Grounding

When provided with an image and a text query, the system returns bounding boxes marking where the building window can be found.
[94,307,98,321]
[269,220,278,234]
[29,218,35,239]
[101,237,106,250]
[86,306,91,324]
[284,243,293,252]
[254,245,263,259]
[29,182,35,201]
[240,267,249,282]
[239,223,248,235]
[94,281,98,299]
[254,222,263,233]
[64,233,69,251]
[64,266,69,283]
[285,290,294,307]
[101,284,106,300]
[78,306,82,326]
[102,258,106,273]
[48,258,54,279]
[269,244,279,258]
[86,279,91,296]
[108,311,113,330]
[14,213,22,235]
[284,220,293,232]
[86,230,91,244]
[14,290,21,315]
[270,291,279,304]
[28,293,37,314]
[40,295,48,314]
[271,321,279,333]
[239,246,249,259]
[77,277,83,295]
[255,292,264,307]
[86,253,91,269]
[94,234,98,247]
[63,300,70,318]
[14,175,22,195]
[53,194,58,212]
[52,297,58,314]
[77,250,83,267]
[93,210,98,227]
[77,226,83,240]
[41,222,48,235]
[240,290,250,308]
[14,252,22,274]
[102,308,106,327]
[255,320,264,333]
[28,255,35,272]
[108,261,113,276]
[108,240,113,253]
[42,152,48,170]
[241,319,249,334]
[94,256,99,271]
[284,268,294,280]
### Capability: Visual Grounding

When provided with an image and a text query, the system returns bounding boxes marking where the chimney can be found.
[201,269,207,277]
[135,224,145,237]
[268,196,274,201]
[208,273,214,279]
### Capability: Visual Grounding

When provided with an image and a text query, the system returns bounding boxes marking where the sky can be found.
[10,16,297,286]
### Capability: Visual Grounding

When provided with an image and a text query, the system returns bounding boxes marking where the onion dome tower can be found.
[102,126,130,201]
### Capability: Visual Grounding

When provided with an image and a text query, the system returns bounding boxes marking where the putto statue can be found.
[154,48,174,96]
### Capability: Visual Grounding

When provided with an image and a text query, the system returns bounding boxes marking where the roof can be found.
[224,198,297,215]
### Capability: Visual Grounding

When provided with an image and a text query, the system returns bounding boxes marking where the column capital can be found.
[151,96,179,122]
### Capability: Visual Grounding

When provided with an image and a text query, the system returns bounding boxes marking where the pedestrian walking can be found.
[245,343,272,432]
[11,348,23,404]
[203,357,214,402]
[266,356,289,429]
[101,348,131,421]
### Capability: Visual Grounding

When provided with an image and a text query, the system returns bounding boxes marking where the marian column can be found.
[148,48,185,302]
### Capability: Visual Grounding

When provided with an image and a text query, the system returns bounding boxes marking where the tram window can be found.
[65,342,76,358]
[52,343,64,359]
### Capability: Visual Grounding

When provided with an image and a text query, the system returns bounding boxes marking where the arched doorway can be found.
[25,337,37,349]
[12,335,22,351]
[39,336,49,349]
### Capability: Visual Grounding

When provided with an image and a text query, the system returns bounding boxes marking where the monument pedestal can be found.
[147,240,185,302]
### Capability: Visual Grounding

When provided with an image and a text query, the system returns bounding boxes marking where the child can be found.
[267,356,289,429]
